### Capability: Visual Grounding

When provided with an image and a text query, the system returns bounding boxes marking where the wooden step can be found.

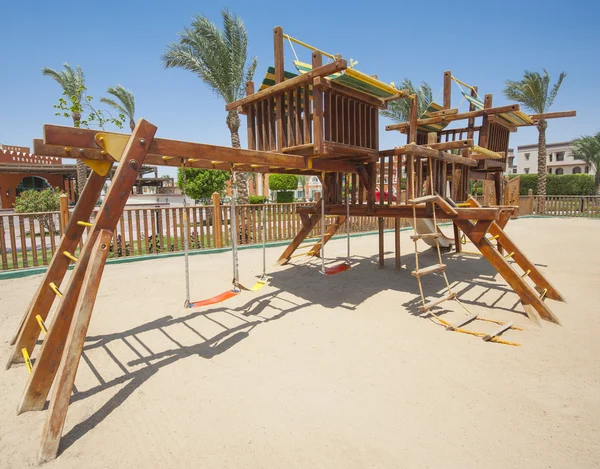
[408,195,439,205]
[446,312,478,330]
[411,233,441,241]
[411,263,446,278]
[483,321,514,341]
[419,292,456,312]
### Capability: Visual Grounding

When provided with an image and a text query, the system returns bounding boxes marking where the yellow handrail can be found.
[282,33,336,60]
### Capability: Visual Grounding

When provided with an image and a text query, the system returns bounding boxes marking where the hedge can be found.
[515,174,595,195]
[269,174,298,191]
[276,191,294,203]
[248,195,269,204]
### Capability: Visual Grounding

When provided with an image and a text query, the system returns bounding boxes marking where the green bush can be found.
[276,191,294,203]
[517,174,595,195]
[248,195,269,204]
[269,174,298,191]
[14,188,64,233]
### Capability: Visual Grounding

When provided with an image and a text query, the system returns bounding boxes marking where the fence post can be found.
[528,189,533,215]
[59,194,70,234]
[212,192,223,248]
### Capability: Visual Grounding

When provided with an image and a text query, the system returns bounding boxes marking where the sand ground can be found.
[1,217,599,468]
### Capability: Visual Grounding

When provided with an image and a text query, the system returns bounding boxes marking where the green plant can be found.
[269,174,298,191]
[572,132,600,194]
[248,195,268,204]
[380,79,433,122]
[178,168,230,202]
[517,174,595,195]
[14,188,64,232]
[162,9,257,203]
[101,85,136,131]
[504,69,566,196]
[276,191,294,203]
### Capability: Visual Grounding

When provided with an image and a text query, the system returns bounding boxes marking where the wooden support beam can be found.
[37,229,113,464]
[7,170,110,368]
[378,217,384,267]
[18,120,157,415]
[225,59,347,111]
[309,216,346,257]
[443,71,452,109]
[276,210,322,265]
[455,219,560,324]
[395,217,401,270]
[384,143,478,167]
[40,128,360,174]
[529,110,576,121]
[313,77,387,109]
[312,52,325,155]
[469,220,493,244]
[385,105,521,132]
[424,139,473,151]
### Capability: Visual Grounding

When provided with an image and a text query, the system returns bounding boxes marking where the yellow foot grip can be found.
[49,282,63,298]
[63,251,78,262]
[36,315,48,335]
[77,221,93,227]
[22,348,32,373]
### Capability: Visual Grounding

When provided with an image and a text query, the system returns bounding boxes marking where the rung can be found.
[540,288,548,300]
[49,282,63,298]
[22,348,32,373]
[411,263,446,278]
[408,195,439,205]
[36,315,48,335]
[455,203,471,207]
[483,321,514,341]
[521,269,531,278]
[77,221,93,227]
[63,251,78,262]
[446,312,478,330]
[290,252,309,258]
[488,235,500,240]
[295,245,314,251]
[411,233,441,241]
[419,292,456,311]
[504,252,515,259]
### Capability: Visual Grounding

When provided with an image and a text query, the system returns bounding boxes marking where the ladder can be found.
[407,159,521,346]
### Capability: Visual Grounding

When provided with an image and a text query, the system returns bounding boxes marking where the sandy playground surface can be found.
[1,217,599,468]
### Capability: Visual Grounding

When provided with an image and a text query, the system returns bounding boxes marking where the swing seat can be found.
[323,262,351,276]
[186,289,240,308]
[238,276,269,292]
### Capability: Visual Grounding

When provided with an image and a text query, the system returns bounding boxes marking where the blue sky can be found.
[1,0,598,176]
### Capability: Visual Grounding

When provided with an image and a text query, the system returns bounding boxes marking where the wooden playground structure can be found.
[5,26,576,463]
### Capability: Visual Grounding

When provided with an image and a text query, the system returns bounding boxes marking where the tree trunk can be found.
[595,171,600,195]
[72,112,87,199]
[536,119,548,213]
[129,120,135,132]
[226,110,249,204]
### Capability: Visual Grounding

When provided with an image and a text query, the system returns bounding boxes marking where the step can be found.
[411,263,446,278]
[483,321,514,341]
[408,195,439,205]
[419,292,456,312]
[446,311,478,330]
[411,233,441,241]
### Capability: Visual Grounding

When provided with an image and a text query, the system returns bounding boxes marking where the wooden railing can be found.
[0,202,402,272]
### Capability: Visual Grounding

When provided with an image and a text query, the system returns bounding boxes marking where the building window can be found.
[548,168,552,174]
[524,168,530,174]
[548,153,553,162]
[524,152,530,161]
[512,168,517,174]
[556,152,564,162]
[573,167,582,174]
[16,176,50,196]
[555,168,564,175]
[585,166,590,173]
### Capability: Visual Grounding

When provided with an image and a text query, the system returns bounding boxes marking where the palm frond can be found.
[380,79,433,123]
[572,134,600,172]
[503,69,566,114]
[42,63,85,104]
[101,85,135,121]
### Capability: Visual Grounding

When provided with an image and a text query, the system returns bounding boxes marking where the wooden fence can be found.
[2,194,598,272]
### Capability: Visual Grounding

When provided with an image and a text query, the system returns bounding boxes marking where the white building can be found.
[517,140,594,176]
[506,148,516,174]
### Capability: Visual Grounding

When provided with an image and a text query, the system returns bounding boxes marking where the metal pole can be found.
[181,162,190,307]
[346,173,350,263]
[262,200,266,277]
[230,168,240,287]
[321,173,325,275]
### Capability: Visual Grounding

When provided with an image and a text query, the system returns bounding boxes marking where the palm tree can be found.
[42,63,87,197]
[380,79,433,123]
[161,9,257,203]
[504,70,566,196]
[572,132,600,194]
[101,85,136,131]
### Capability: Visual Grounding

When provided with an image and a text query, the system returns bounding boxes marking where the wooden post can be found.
[378,217,384,267]
[59,194,69,233]
[453,222,461,253]
[212,192,222,248]
[38,229,113,463]
[274,26,285,150]
[394,217,401,269]
[17,120,156,416]
[312,51,324,154]
[528,189,534,215]
[443,71,452,110]
[7,171,109,365]
[408,94,418,144]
